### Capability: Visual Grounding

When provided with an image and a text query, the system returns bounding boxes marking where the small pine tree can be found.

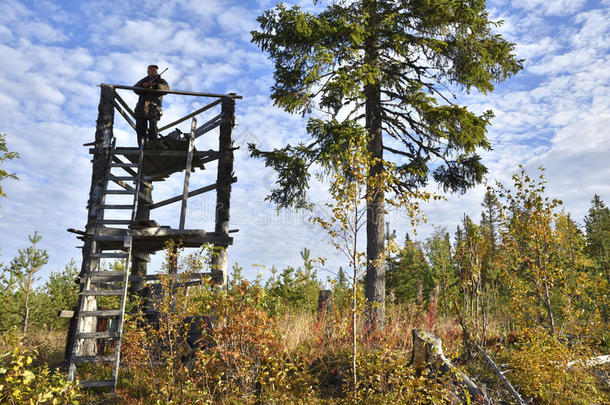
[9,231,49,334]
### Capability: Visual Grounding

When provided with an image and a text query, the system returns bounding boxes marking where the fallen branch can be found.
[567,354,610,369]
[475,343,528,405]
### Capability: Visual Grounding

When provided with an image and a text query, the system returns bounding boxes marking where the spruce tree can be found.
[584,195,610,270]
[480,189,501,256]
[251,0,522,327]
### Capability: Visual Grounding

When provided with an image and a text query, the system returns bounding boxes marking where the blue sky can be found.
[0,0,609,283]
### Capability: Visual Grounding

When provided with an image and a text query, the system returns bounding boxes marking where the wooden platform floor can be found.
[91,136,218,182]
[84,226,232,253]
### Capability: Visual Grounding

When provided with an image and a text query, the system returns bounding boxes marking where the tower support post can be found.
[67,85,115,360]
[211,96,235,287]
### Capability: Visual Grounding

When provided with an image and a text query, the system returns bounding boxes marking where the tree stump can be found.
[318,290,333,320]
[412,329,490,404]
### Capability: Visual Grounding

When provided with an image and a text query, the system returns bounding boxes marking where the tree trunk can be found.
[364,0,385,330]
[543,277,556,334]
[130,181,153,296]
[211,96,235,288]
[22,272,32,335]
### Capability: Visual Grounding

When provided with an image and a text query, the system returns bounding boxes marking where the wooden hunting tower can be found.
[64,83,241,389]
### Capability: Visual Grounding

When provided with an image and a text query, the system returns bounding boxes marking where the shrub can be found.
[0,328,80,404]
[502,327,608,404]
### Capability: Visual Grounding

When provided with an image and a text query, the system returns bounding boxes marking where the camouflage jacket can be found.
[133,76,170,119]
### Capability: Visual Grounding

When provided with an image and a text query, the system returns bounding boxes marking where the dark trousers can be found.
[135,117,158,147]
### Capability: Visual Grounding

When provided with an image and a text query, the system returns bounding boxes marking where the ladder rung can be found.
[105,190,135,195]
[81,290,124,296]
[76,331,120,339]
[78,310,122,318]
[85,271,128,279]
[91,252,128,259]
[110,163,138,168]
[100,205,133,210]
[72,355,117,363]
[99,220,132,225]
[80,380,115,388]
[109,176,136,181]
[82,271,126,282]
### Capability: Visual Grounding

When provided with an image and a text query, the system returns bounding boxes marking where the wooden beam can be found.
[108,176,153,204]
[149,177,236,210]
[112,156,138,178]
[91,148,218,158]
[180,118,197,230]
[211,96,236,287]
[111,99,136,130]
[194,114,224,138]
[138,272,211,281]
[101,83,243,99]
[113,90,135,118]
[158,99,221,132]
[58,310,75,318]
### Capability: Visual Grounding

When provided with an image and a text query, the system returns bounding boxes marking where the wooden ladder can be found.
[67,139,145,390]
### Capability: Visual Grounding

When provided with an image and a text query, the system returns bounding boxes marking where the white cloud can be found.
[509,0,587,16]
[0,0,609,282]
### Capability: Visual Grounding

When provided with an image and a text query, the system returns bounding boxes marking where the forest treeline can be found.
[1,167,608,404]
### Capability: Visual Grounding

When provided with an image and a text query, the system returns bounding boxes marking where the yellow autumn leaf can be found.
[21,370,35,385]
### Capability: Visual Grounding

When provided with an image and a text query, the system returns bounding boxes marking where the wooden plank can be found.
[73,355,117,363]
[111,99,136,130]
[85,271,128,278]
[108,177,153,203]
[101,148,218,157]
[109,175,136,181]
[75,331,118,339]
[58,310,75,318]
[91,236,234,251]
[103,83,243,99]
[91,252,128,258]
[149,178,236,210]
[139,272,211,281]
[158,99,221,132]
[105,189,134,195]
[81,290,124,296]
[113,90,135,118]
[92,235,126,241]
[80,380,115,388]
[180,118,197,229]
[194,114,224,138]
[111,157,139,180]
[101,228,209,237]
[78,310,121,318]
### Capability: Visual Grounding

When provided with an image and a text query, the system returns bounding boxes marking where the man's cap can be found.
[148,64,159,69]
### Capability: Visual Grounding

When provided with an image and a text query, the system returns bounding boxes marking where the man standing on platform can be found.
[134,64,170,147]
